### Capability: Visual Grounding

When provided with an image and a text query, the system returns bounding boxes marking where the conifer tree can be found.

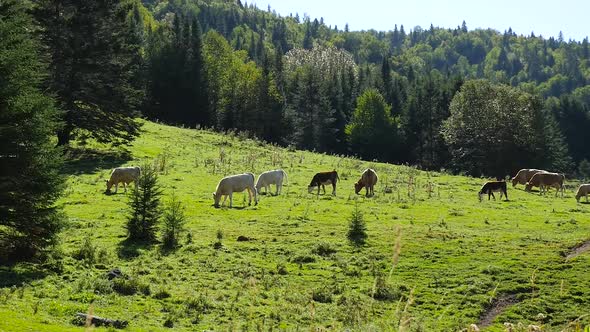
[127,165,162,242]
[0,0,65,262]
[35,0,144,146]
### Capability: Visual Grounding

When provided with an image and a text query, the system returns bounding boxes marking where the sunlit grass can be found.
[0,120,588,331]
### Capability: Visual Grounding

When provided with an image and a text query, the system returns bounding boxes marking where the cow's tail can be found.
[335,169,340,181]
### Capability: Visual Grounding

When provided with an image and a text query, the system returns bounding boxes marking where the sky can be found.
[250,0,589,41]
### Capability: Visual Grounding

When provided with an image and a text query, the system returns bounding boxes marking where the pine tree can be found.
[35,0,144,146]
[161,192,186,249]
[127,165,162,242]
[0,0,65,262]
[347,203,367,247]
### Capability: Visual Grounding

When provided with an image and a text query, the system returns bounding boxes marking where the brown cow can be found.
[525,172,565,197]
[478,181,508,201]
[354,168,378,197]
[308,171,339,196]
[511,169,546,187]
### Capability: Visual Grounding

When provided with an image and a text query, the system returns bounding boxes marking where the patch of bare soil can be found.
[566,239,590,260]
[478,294,519,328]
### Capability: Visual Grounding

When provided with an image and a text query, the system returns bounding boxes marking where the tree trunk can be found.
[56,126,71,146]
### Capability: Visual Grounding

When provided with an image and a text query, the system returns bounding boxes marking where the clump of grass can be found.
[73,236,96,265]
[113,277,150,296]
[276,263,288,275]
[371,275,403,301]
[312,242,337,257]
[312,286,333,303]
[337,292,370,326]
[186,294,211,324]
[153,288,171,299]
[347,202,367,247]
[291,254,316,264]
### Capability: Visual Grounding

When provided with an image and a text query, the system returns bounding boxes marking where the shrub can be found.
[213,229,223,249]
[312,286,333,303]
[337,292,369,326]
[126,164,162,242]
[161,192,187,249]
[186,294,211,324]
[113,277,150,296]
[347,203,367,247]
[371,276,402,301]
[73,236,96,265]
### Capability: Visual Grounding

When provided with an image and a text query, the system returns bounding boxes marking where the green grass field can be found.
[1,121,589,331]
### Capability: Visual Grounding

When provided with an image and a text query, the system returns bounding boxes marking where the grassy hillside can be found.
[1,121,589,331]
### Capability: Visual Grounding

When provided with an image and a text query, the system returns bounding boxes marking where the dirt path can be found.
[566,239,590,260]
[478,294,518,328]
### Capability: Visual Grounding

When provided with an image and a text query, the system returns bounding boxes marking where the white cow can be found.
[575,184,590,203]
[213,173,258,208]
[106,166,141,193]
[255,169,288,196]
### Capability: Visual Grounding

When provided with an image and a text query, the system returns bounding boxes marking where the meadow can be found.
[0,121,588,331]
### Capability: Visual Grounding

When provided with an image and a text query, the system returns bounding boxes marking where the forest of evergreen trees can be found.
[2,0,590,259]
[138,0,590,176]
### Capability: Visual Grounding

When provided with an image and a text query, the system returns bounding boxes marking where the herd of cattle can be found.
[105,166,590,206]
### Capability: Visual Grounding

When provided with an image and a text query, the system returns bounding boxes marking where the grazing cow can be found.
[511,168,546,187]
[255,169,288,196]
[575,184,590,203]
[213,173,257,208]
[308,170,339,196]
[525,172,565,196]
[354,168,378,197]
[105,166,141,193]
[478,181,508,201]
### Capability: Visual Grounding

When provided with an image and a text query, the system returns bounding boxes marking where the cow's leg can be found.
[254,187,258,205]
[247,189,252,206]
[332,183,336,196]
[113,183,118,194]
[322,185,326,194]
[229,193,233,207]
[221,195,227,207]
[317,186,320,196]
[123,182,127,193]
[504,189,508,201]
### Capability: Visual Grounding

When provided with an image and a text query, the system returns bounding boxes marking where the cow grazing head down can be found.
[212,192,221,208]
[354,182,363,194]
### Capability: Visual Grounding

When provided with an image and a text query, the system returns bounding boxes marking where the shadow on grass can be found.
[117,238,154,260]
[579,201,590,205]
[62,147,132,176]
[0,264,47,288]
[213,204,252,210]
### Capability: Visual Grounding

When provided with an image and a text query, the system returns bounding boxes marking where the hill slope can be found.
[1,121,589,331]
